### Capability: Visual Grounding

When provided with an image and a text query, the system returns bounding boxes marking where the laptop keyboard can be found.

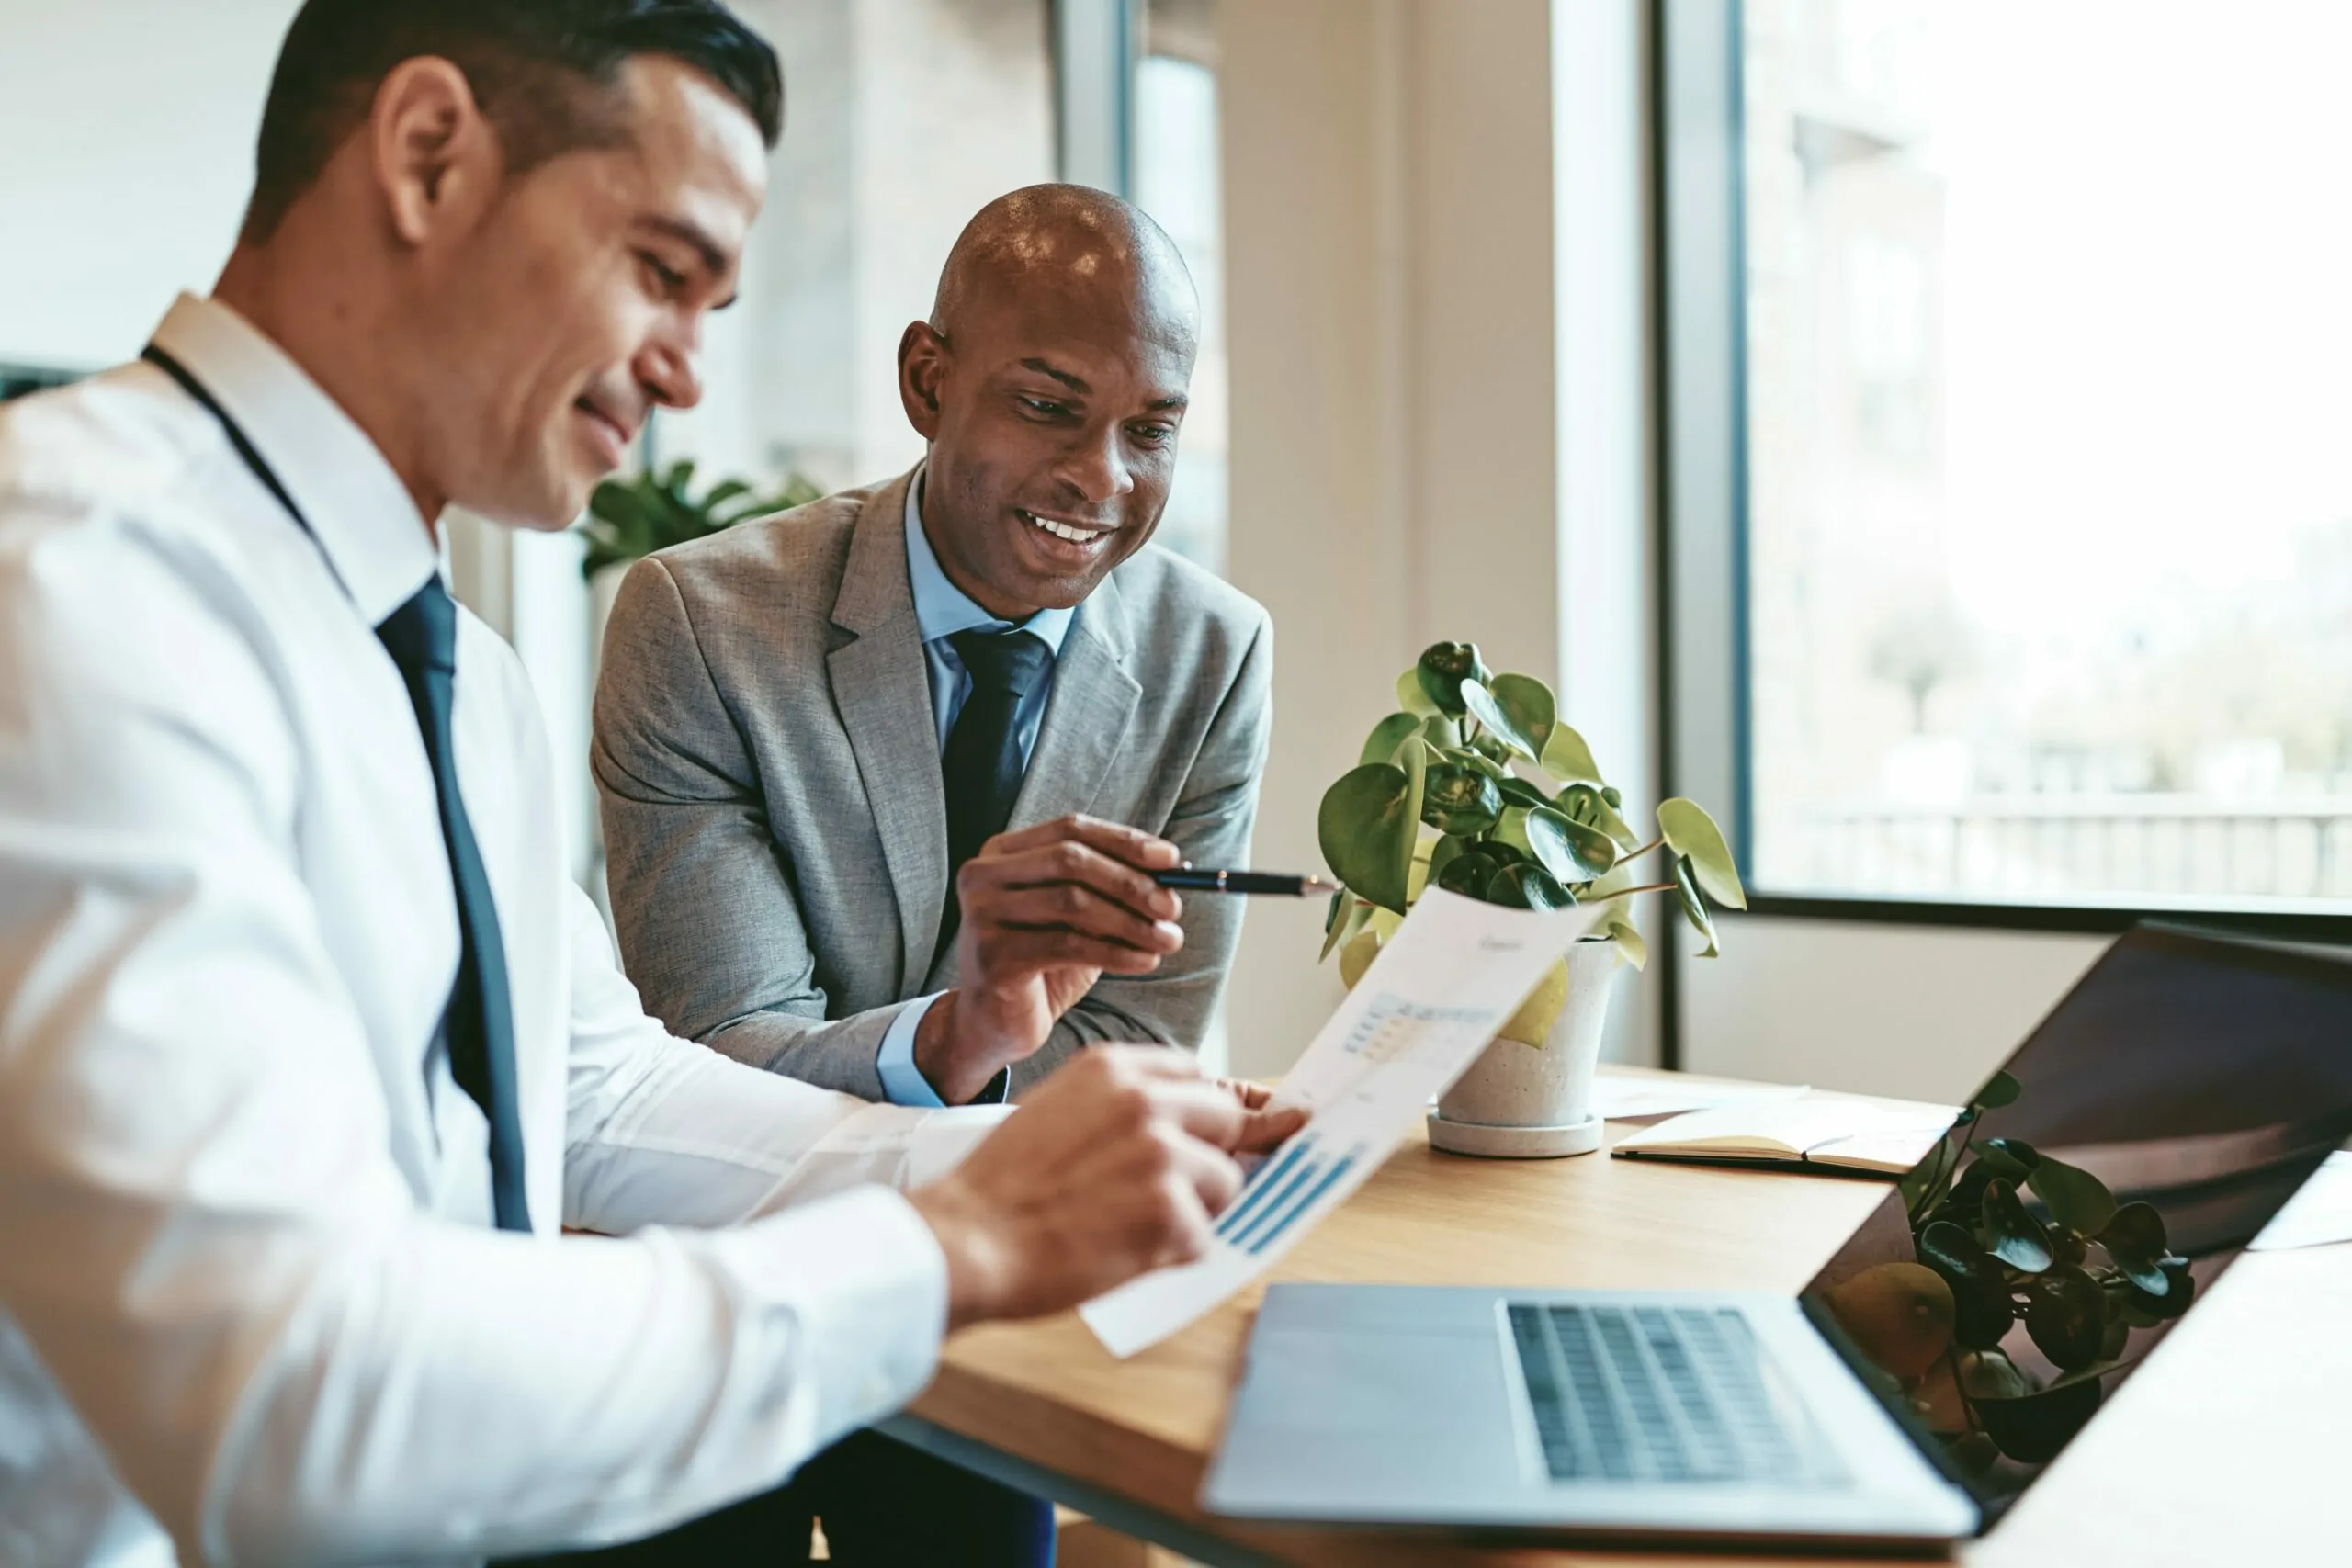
[1507,1303,1845,1486]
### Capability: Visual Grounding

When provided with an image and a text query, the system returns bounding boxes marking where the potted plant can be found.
[581,459,820,668]
[1316,640,1747,1156]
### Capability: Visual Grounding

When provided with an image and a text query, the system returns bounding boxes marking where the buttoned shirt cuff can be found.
[876,994,949,1107]
[876,995,1013,1108]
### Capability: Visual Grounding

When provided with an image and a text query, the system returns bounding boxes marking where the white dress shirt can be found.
[0,295,1006,1568]
[873,472,1078,1106]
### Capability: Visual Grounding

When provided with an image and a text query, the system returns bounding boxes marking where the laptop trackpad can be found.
[1243,1326,1506,1437]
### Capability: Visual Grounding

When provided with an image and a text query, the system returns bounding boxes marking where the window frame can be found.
[1653,0,2352,944]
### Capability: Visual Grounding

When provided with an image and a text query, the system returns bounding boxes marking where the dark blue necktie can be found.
[378,580,532,1232]
[936,627,1054,956]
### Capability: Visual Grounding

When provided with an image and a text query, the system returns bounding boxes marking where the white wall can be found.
[1218,0,1623,1078]
[0,0,298,367]
[1683,918,2107,1101]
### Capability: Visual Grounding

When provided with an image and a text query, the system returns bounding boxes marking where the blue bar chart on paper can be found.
[1080,888,1589,1357]
[1216,1134,1371,1257]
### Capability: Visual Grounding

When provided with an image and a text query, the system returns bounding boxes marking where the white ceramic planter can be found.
[1429,938,1617,1157]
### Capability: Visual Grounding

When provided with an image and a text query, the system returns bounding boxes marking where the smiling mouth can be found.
[575,397,635,451]
[1016,507,1115,547]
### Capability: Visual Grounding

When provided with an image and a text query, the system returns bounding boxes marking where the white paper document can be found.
[1079,888,1589,1358]
[2250,1149,2352,1252]
[1588,1076,1811,1122]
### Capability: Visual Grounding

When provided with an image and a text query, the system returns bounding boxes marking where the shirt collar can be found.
[149,292,440,626]
[901,465,1075,656]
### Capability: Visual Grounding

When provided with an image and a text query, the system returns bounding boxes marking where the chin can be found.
[462,477,592,533]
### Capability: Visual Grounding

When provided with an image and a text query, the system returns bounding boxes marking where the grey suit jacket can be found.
[593,468,1274,1100]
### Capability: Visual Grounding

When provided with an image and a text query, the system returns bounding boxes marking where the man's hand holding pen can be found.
[913,814,1336,1104]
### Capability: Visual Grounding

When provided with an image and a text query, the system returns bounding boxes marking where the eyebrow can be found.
[639,215,740,310]
[1021,357,1091,393]
[1019,357,1188,413]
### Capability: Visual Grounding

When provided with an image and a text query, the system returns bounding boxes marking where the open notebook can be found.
[1610,1095,1961,1176]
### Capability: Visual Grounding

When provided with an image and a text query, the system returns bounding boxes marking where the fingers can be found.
[965,838,1182,925]
[1158,1122,1247,1220]
[970,926,1165,978]
[1217,1077,1274,1111]
[980,814,1182,873]
[986,884,1184,954]
[1232,1099,1310,1156]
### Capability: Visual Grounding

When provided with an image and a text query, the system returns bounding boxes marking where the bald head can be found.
[931,184,1199,349]
[897,184,1204,621]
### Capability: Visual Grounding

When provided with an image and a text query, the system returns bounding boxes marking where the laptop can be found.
[1204,926,2352,1551]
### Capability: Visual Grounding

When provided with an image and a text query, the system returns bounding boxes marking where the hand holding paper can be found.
[1080,889,1590,1357]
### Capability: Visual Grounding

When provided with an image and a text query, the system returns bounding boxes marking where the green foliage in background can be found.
[580,459,821,579]
[1316,641,1747,1046]
[1824,1071,2196,1473]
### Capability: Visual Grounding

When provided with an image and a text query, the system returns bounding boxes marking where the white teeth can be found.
[1024,511,1107,545]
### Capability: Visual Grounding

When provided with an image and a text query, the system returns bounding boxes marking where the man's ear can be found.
[369,56,498,247]
[898,320,950,440]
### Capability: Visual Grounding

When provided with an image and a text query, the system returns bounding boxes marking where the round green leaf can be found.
[2124,1257,2195,1320]
[2097,1202,2170,1294]
[1458,679,1539,760]
[1973,1069,2022,1110]
[1523,806,1619,886]
[1427,834,1470,882]
[1421,764,1503,836]
[1981,1179,2053,1273]
[1338,927,1383,988]
[1537,722,1604,784]
[1673,856,1720,958]
[1601,918,1648,972]
[1975,1137,2040,1175]
[1657,797,1747,911]
[1396,667,1440,718]
[1419,713,1463,750]
[1490,805,1534,858]
[1359,712,1422,770]
[1489,673,1556,754]
[1495,774,1553,810]
[1317,763,1418,913]
[1917,1221,2015,1350]
[2025,1266,2106,1371]
[1973,1377,2102,1465]
[1958,1348,2030,1402]
[1436,848,1502,898]
[1486,863,1577,911]
[1445,745,1509,781]
[1558,782,1641,852]
[2025,1154,2117,1239]
[1415,642,1488,716]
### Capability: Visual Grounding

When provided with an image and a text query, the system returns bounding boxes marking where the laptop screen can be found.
[1797,926,2352,1512]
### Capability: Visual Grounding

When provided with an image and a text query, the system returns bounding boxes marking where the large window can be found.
[1132,0,1228,574]
[1727,0,2352,911]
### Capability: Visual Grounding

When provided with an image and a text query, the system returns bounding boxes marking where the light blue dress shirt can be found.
[876,469,1075,1105]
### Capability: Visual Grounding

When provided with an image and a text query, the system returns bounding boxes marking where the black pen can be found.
[1152,868,1342,896]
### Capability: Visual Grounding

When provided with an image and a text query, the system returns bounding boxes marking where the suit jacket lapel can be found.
[1011,573,1142,831]
[826,470,949,994]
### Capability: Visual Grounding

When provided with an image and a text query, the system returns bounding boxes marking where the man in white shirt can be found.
[0,4,1300,1565]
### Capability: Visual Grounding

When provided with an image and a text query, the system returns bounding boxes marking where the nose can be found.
[636,333,704,413]
[1052,419,1136,509]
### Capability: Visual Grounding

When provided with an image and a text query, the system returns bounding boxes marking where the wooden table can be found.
[883,1068,2352,1566]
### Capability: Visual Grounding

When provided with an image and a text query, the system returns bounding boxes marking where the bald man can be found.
[585,186,1272,1561]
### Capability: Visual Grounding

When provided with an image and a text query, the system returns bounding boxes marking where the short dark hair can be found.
[244,0,783,241]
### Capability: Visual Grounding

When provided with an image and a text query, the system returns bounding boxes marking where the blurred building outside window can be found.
[1742,0,2352,908]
